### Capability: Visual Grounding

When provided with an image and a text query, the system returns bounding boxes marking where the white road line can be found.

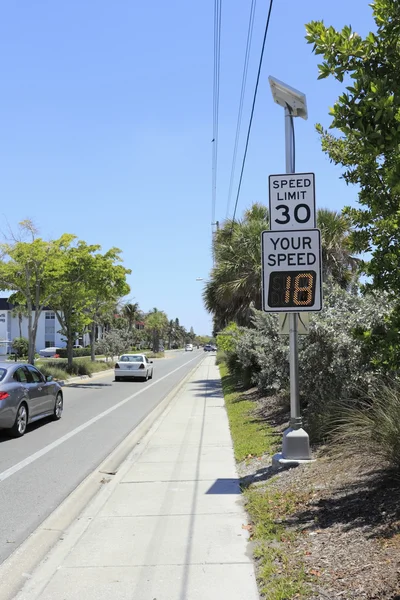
[0,354,202,484]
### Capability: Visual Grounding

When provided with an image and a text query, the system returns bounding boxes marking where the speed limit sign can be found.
[269,173,315,231]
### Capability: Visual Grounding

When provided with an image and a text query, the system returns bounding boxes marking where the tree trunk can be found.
[67,336,74,370]
[18,314,22,339]
[90,321,96,362]
[27,308,39,365]
[153,330,159,353]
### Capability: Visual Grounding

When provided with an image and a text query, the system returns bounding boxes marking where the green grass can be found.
[219,362,275,461]
[244,486,311,599]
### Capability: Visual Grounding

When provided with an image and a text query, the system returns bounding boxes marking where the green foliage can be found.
[96,329,134,359]
[42,359,110,377]
[332,380,400,469]
[145,309,169,352]
[216,322,239,353]
[50,243,131,367]
[222,284,393,442]
[306,3,400,300]
[204,204,269,329]
[0,221,76,363]
[55,347,92,358]
[219,363,275,461]
[38,363,70,381]
[12,337,29,357]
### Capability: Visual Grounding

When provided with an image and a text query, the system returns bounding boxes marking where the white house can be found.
[0,299,90,357]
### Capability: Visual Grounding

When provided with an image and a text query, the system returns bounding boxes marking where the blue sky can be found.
[0,1,375,334]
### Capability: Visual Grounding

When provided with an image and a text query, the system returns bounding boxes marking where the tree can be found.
[95,329,134,362]
[145,309,169,352]
[167,319,175,349]
[305,3,400,298]
[123,302,140,332]
[203,203,269,329]
[317,209,359,290]
[0,221,74,364]
[85,250,131,361]
[11,303,29,339]
[12,337,29,358]
[50,244,131,368]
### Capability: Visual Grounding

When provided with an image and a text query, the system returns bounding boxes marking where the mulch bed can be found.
[237,389,400,599]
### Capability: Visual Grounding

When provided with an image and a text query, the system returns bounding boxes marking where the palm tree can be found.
[123,302,140,332]
[11,303,29,339]
[317,208,359,290]
[203,203,269,328]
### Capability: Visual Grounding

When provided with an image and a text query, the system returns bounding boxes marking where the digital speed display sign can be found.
[262,229,322,313]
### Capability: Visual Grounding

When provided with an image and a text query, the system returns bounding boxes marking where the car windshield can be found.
[0,368,7,381]
[120,355,143,362]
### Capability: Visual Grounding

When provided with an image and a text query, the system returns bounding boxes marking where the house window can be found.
[45,312,56,346]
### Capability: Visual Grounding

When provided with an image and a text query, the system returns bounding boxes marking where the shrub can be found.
[55,347,92,359]
[95,329,134,359]
[299,285,392,441]
[331,380,400,469]
[223,283,393,442]
[12,337,29,357]
[38,363,69,381]
[44,359,110,377]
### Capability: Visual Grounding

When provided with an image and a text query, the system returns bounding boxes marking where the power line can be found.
[226,0,257,219]
[211,0,222,232]
[230,0,274,231]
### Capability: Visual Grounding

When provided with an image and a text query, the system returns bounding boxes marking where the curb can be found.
[0,356,205,600]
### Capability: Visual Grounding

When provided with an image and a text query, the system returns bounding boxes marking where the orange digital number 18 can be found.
[284,273,314,306]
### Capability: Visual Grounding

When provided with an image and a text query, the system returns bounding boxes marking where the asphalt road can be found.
[0,349,205,565]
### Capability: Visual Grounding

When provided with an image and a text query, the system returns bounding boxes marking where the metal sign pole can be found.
[285,107,302,430]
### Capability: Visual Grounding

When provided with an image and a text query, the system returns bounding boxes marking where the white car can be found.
[185,344,193,352]
[114,354,154,382]
[38,347,59,358]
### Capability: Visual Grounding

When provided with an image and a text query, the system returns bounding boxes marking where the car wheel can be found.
[115,376,120,382]
[10,403,28,438]
[53,392,63,421]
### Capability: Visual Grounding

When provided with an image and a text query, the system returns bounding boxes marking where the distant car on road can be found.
[185,344,193,352]
[204,344,212,352]
[114,354,154,382]
[0,363,63,437]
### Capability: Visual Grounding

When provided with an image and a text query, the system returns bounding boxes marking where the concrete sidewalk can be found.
[16,356,259,600]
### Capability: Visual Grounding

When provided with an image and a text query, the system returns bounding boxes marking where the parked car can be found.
[38,347,59,358]
[114,354,154,381]
[0,363,63,437]
[204,344,212,352]
[185,344,193,352]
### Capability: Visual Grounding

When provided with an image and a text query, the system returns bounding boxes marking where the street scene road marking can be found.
[0,354,202,484]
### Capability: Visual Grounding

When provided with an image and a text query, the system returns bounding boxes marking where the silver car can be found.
[0,363,63,438]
